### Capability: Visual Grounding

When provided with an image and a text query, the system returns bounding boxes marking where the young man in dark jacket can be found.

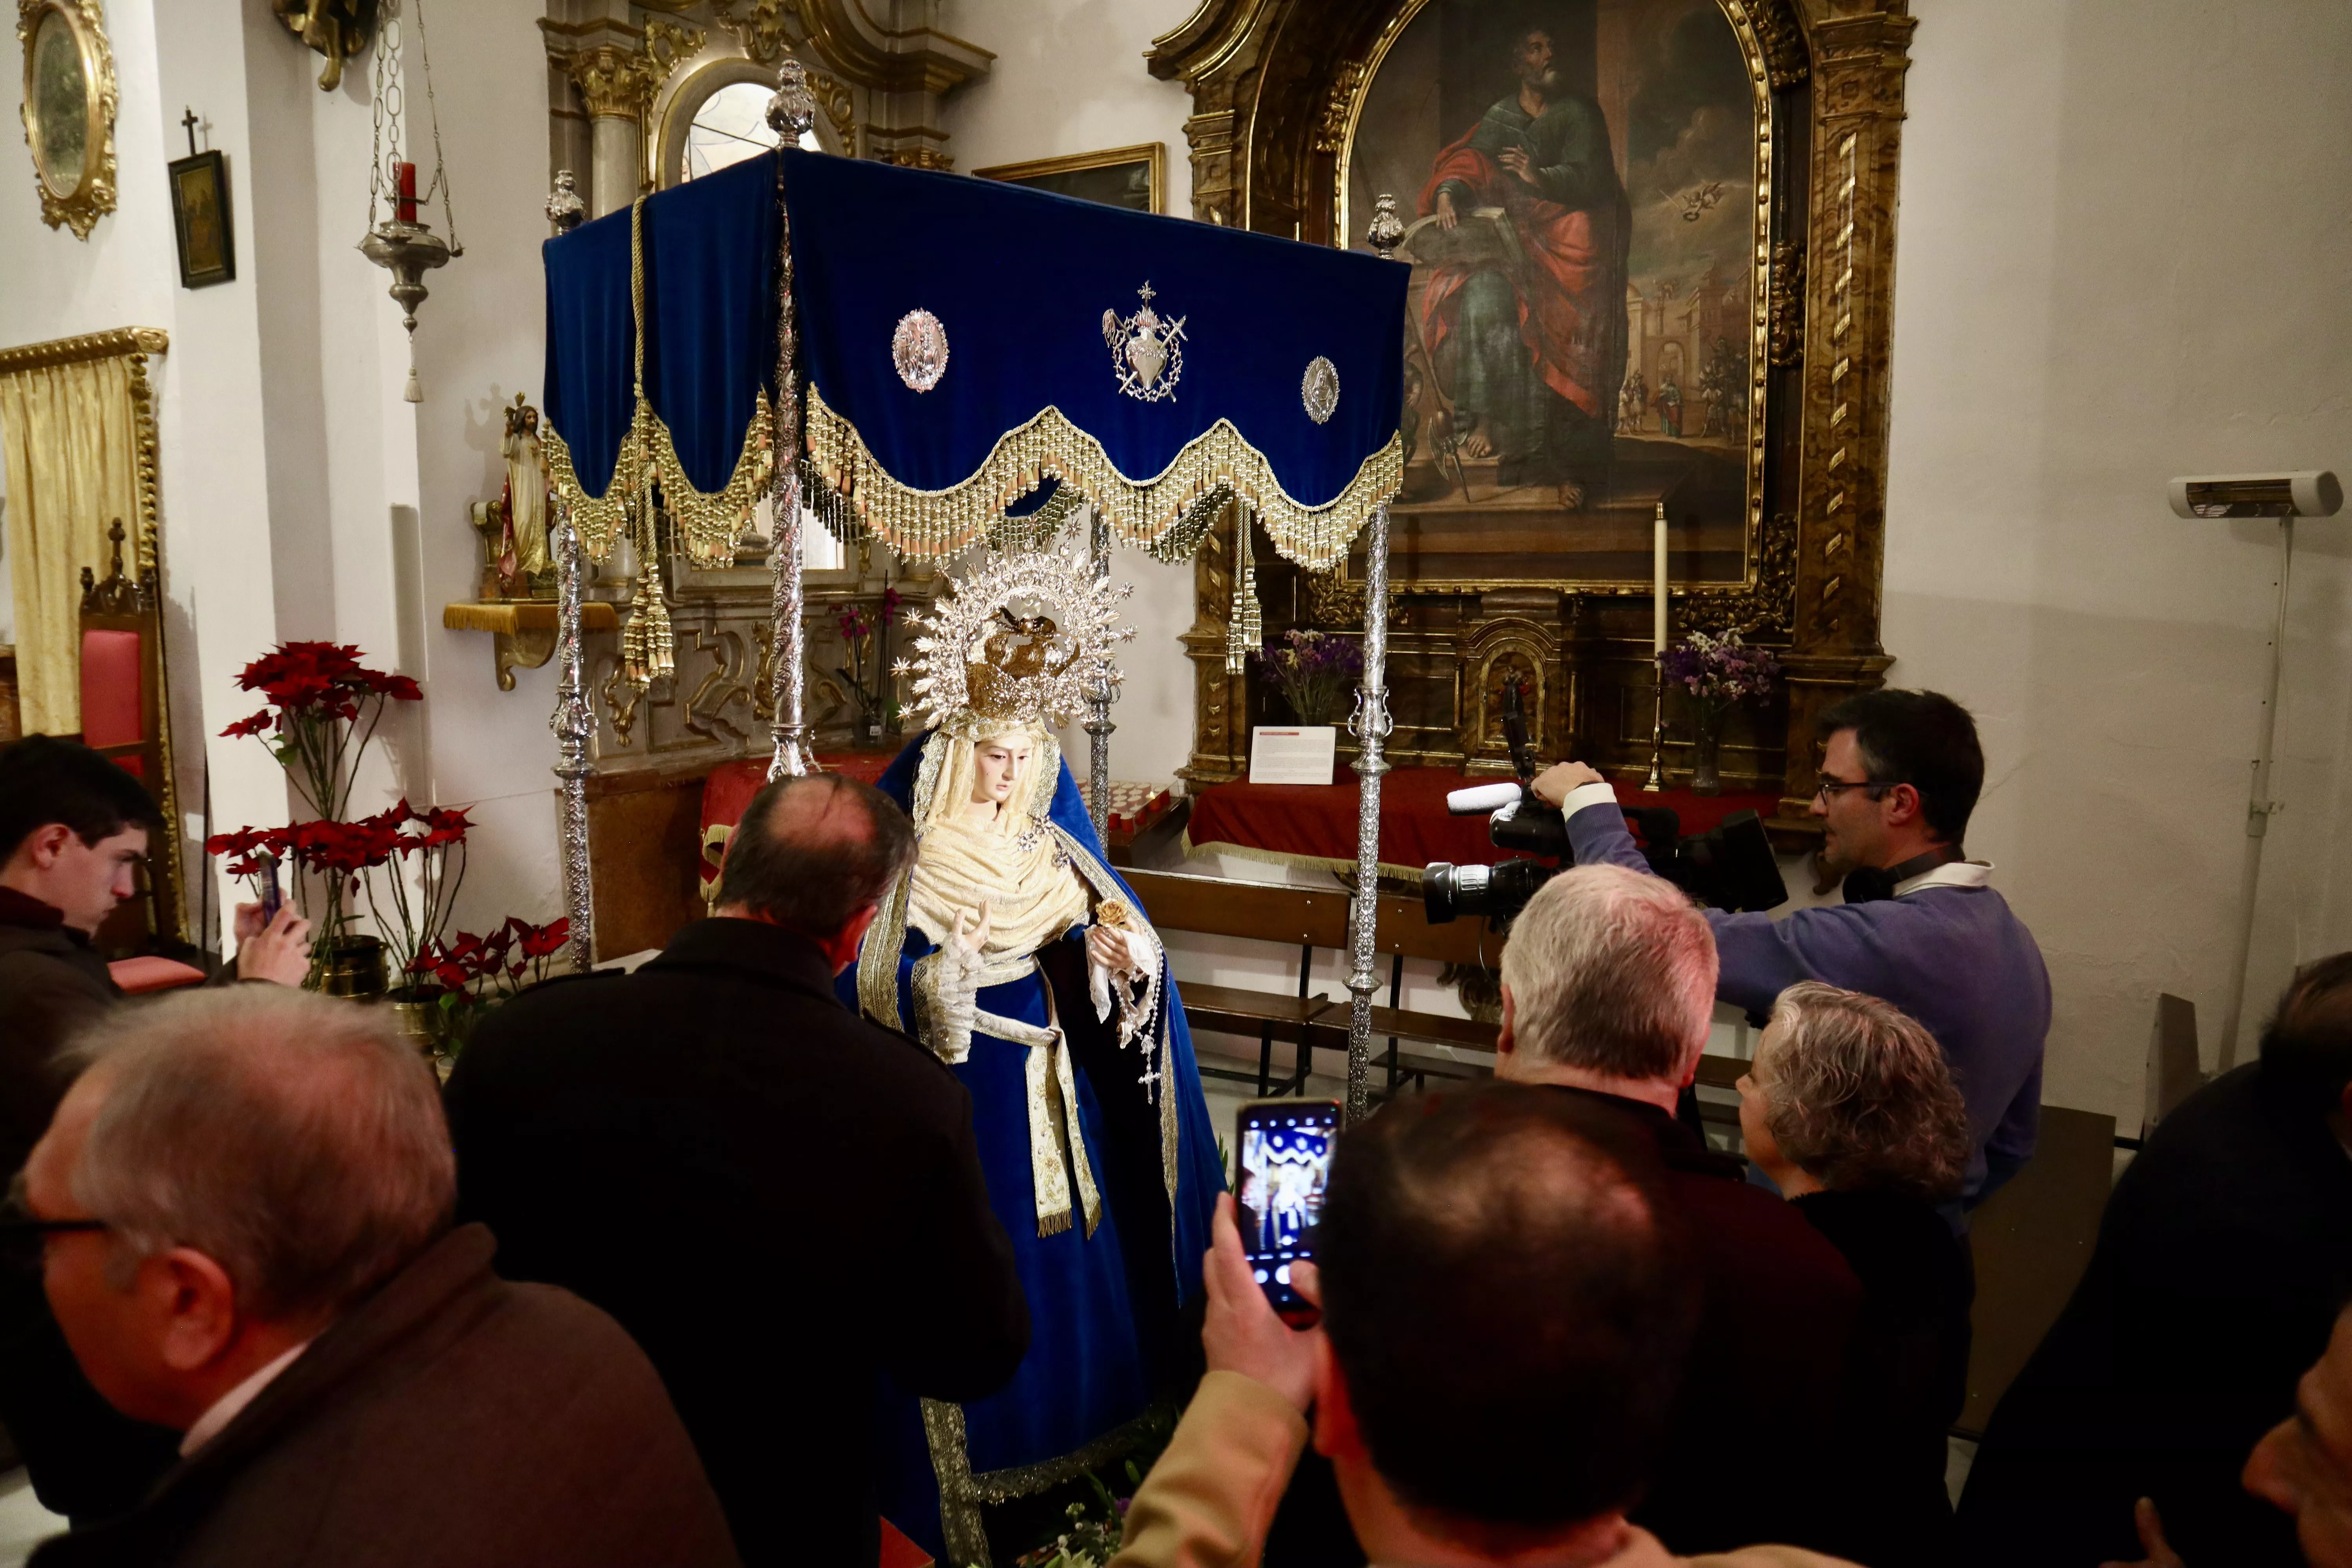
[0,737,308,1521]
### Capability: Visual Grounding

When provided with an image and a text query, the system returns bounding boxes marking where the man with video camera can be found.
[1531,688,2051,1208]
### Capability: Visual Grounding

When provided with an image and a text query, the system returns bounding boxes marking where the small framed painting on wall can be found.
[974,143,1163,215]
[168,149,234,288]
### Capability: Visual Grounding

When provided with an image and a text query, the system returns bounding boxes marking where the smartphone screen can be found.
[259,854,283,924]
[1236,1098,1339,1321]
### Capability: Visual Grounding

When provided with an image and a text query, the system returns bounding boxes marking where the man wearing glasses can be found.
[1533,688,2050,1209]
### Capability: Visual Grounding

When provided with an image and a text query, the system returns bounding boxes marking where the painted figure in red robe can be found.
[1418,26,1630,508]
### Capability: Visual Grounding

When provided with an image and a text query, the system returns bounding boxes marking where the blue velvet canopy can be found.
[540,146,1408,567]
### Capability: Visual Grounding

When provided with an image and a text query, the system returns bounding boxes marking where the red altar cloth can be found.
[1183,768,1781,874]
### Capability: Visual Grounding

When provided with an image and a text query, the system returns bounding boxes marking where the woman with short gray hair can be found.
[1737,980,1973,1568]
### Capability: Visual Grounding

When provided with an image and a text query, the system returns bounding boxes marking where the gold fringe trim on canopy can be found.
[541,392,772,565]
[1225,514,1262,674]
[805,381,1401,569]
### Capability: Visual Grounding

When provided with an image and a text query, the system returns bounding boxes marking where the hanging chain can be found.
[410,0,461,254]
[362,0,458,253]
[367,0,404,228]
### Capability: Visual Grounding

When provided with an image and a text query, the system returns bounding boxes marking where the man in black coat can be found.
[20,985,736,1568]
[0,737,309,1523]
[445,773,1030,1568]
[1958,953,2352,1567]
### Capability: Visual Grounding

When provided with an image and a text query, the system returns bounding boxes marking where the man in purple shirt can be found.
[1532,689,2051,1207]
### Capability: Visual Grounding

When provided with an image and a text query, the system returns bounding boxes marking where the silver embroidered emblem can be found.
[1100,282,1186,403]
[891,309,949,393]
[1301,356,1340,424]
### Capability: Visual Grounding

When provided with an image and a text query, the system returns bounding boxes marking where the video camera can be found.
[1422,686,1789,926]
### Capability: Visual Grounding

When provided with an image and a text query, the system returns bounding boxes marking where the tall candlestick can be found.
[1644,501,1668,792]
[1653,501,1668,654]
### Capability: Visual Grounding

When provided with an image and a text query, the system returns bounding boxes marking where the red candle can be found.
[394,160,416,223]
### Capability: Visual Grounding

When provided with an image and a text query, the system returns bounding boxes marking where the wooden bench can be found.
[1129,866,1751,1104]
[1122,869,1350,1095]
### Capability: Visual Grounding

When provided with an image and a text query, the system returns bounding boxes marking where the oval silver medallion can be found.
[892,309,949,393]
[1301,356,1340,424]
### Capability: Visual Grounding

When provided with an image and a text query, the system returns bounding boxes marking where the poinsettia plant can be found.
[219,641,422,819]
[407,916,571,1039]
[205,642,448,978]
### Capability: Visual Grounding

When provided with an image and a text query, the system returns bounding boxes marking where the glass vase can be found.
[1690,708,1726,796]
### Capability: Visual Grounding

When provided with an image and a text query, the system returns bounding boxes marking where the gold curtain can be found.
[0,350,143,735]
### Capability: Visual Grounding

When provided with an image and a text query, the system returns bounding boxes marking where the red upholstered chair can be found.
[79,519,181,953]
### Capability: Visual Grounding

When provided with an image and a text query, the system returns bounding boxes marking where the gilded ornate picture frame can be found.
[974,142,1165,215]
[1150,0,1911,817]
[15,0,116,240]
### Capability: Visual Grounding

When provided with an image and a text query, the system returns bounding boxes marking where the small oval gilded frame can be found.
[16,0,116,240]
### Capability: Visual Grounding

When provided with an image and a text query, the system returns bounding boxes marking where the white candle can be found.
[1652,501,1669,656]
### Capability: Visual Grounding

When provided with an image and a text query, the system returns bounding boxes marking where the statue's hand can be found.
[948,900,993,969]
[1086,924,1143,976]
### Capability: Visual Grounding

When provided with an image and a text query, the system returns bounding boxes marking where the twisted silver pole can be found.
[1343,505,1393,1124]
[1085,506,1116,844]
[549,506,595,971]
[766,63,818,779]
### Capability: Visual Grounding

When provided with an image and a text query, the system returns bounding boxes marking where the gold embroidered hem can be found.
[806,381,1401,570]
[919,1397,1177,1568]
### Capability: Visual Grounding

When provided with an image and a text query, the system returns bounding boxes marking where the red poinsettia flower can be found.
[219,710,275,740]
[232,642,423,719]
[514,918,571,960]
[415,804,472,848]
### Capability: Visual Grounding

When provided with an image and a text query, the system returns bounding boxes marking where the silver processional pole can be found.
[550,506,596,971]
[1344,194,1409,1123]
[1085,506,1116,845]
[766,62,819,780]
[1343,506,1392,1126]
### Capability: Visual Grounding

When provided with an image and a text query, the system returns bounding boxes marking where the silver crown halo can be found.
[892,547,1134,737]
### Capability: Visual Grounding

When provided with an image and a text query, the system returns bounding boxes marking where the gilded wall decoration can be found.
[16,0,115,239]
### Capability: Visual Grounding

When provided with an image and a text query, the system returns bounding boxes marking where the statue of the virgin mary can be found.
[845,550,1225,1566]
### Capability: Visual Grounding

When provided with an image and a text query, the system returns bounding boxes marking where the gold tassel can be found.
[1225,512,1262,675]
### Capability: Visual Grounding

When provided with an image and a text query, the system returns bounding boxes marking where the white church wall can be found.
[1884,0,2352,1125]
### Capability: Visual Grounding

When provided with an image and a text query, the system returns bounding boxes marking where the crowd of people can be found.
[0,690,2347,1568]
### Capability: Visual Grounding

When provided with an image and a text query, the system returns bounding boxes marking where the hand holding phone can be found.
[1202,1194,1321,1412]
[1235,1098,1339,1326]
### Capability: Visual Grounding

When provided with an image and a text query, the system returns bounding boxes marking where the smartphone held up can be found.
[1235,1098,1339,1325]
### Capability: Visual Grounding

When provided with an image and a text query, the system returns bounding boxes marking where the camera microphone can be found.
[1445,782,1525,816]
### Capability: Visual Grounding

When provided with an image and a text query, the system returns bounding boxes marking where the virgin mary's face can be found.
[971,735,1034,807]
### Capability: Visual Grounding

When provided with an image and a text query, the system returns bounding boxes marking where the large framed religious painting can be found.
[1150,0,1911,820]
[1340,0,1766,588]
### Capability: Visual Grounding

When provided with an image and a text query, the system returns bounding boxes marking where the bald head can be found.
[716,773,916,941]
[59,987,453,1323]
[1318,1085,1698,1540]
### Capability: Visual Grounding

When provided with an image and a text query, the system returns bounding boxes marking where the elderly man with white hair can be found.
[1491,864,1866,1561]
[6,987,740,1568]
